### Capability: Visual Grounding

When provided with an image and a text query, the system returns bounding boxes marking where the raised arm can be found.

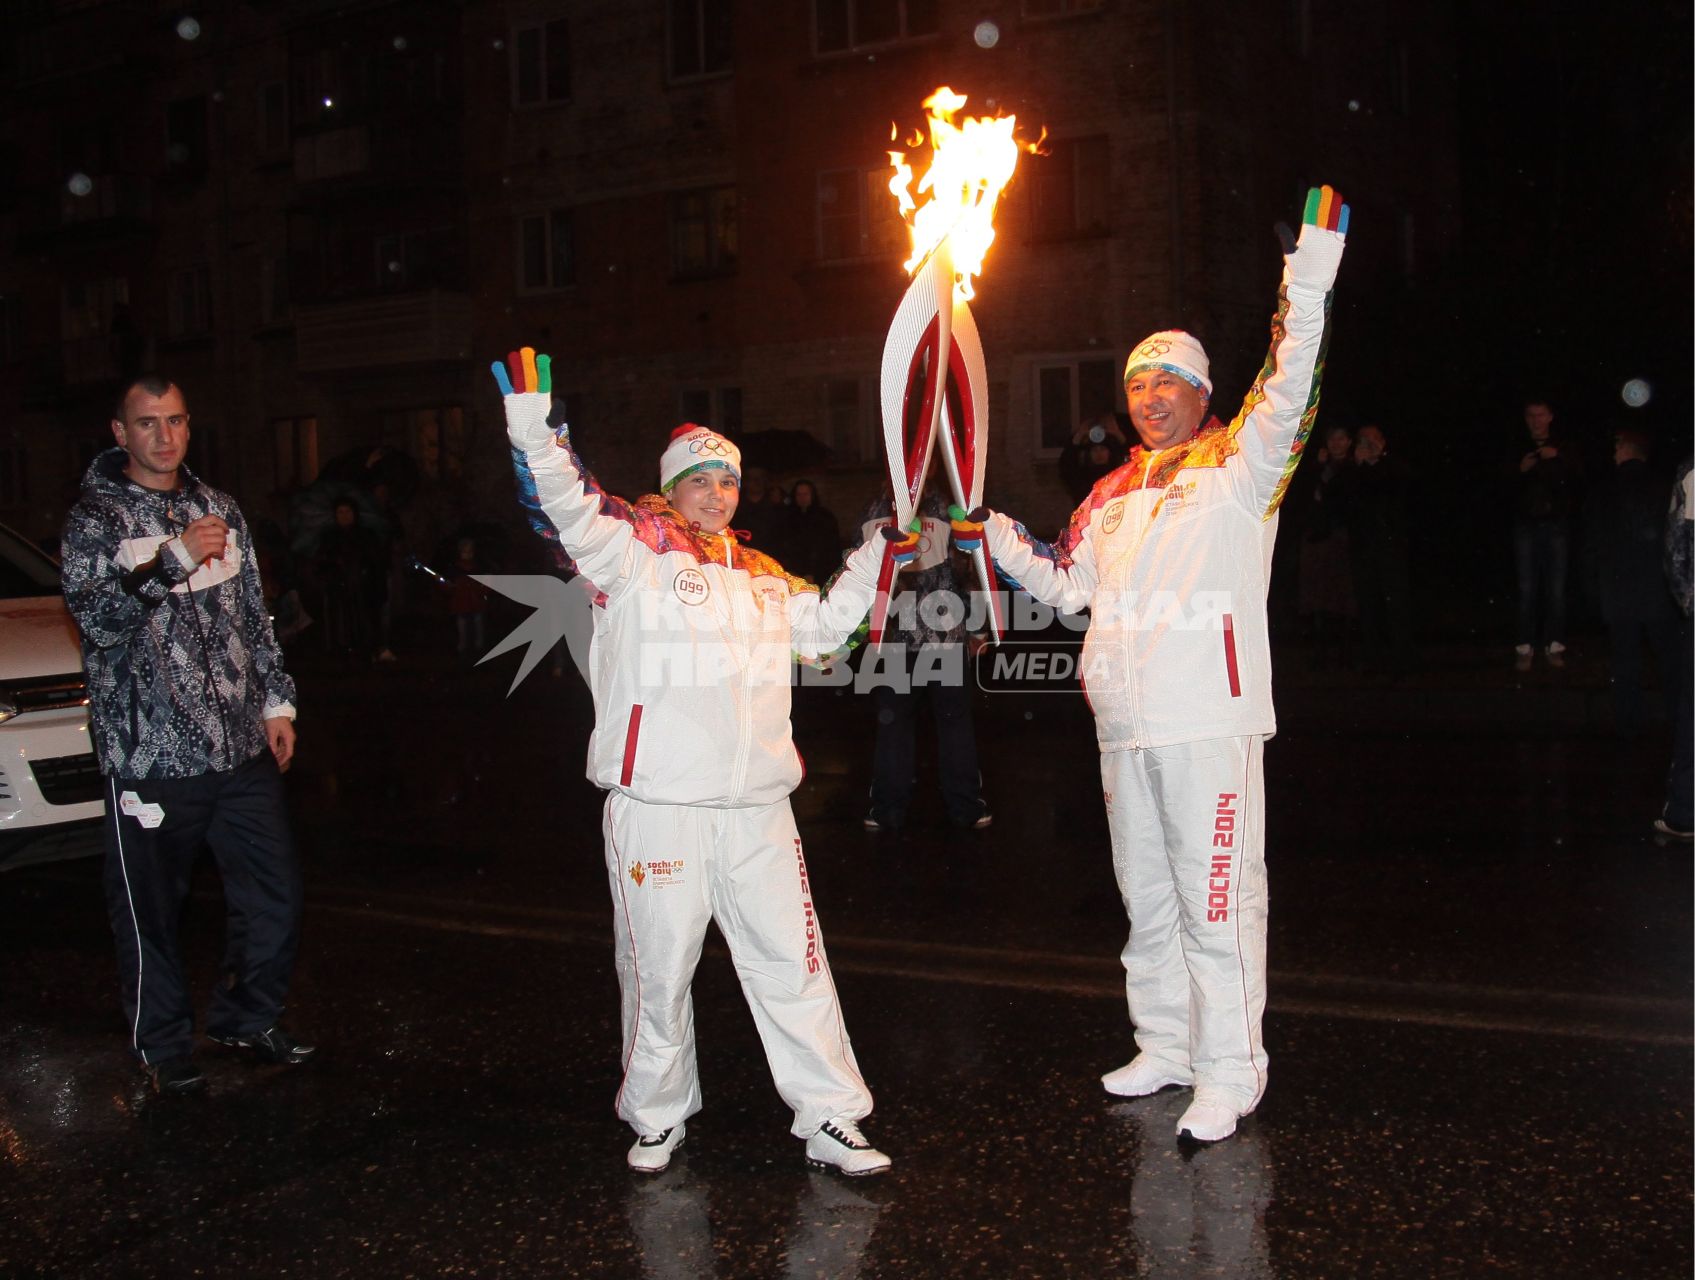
[1232,186,1351,520]
[498,347,642,594]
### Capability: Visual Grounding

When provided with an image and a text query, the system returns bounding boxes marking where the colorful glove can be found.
[949,504,987,553]
[491,347,564,450]
[881,518,922,564]
[1279,185,1349,291]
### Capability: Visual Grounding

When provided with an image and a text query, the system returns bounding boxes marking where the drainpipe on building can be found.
[1164,0,1183,316]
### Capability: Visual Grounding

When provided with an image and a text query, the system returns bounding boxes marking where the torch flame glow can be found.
[887,86,1043,300]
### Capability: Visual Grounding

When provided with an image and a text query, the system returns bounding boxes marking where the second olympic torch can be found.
[872,88,1041,645]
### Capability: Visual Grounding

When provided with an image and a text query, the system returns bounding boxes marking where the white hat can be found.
[659,423,742,493]
[1123,330,1212,396]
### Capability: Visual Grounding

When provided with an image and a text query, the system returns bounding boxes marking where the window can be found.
[186,424,221,485]
[0,444,27,507]
[293,49,344,126]
[272,416,320,490]
[165,95,208,174]
[825,377,867,461]
[0,294,17,364]
[678,386,742,434]
[376,230,434,292]
[1028,135,1110,240]
[1022,0,1103,16]
[259,81,289,157]
[260,256,290,324]
[670,0,733,79]
[671,187,738,278]
[1035,357,1118,450]
[61,277,128,383]
[518,209,576,291]
[816,167,906,262]
[814,0,937,54]
[167,266,213,338]
[380,406,465,479]
[513,18,571,106]
[1389,41,1412,116]
[1400,212,1416,282]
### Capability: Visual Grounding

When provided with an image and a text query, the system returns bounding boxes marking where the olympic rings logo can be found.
[1136,340,1173,358]
[690,438,730,456]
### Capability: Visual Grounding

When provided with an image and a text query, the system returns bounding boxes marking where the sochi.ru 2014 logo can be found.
[673,568,710,605]
[628,861,646,887]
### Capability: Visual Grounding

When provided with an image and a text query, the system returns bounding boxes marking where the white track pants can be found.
[603,793,872,1139]
[1101,736,1268,1112]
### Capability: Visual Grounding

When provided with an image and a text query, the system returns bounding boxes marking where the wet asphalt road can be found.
[2,642,1689,1278]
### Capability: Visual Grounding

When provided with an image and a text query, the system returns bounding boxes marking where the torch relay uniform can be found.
[61,449,302,1071]
[980,216,1347,1134]
[504,382,888,1167]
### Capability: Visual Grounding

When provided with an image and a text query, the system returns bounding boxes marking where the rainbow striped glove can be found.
[881,518,922,564]
[1276,185,1349,292]
[491,346,568,450]
[949,504,987,553]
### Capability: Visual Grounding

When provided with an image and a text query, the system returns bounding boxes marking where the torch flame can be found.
[887,86,1042,300]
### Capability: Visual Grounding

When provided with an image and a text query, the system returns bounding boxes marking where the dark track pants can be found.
[102,753,302,1065]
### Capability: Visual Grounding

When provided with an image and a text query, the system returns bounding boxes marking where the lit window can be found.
[1036,358,1118,450]
[1028,136,1110,240]
[671,187,738,278]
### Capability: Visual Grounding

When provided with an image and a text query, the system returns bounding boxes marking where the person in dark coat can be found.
[782,479,843,585]
[1512,399,1581,668]
[1346,425,1414,672]
[1585,429,1679,735]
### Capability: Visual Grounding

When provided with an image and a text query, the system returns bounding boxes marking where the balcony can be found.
[294,290,472,373]
[18,175,155,252]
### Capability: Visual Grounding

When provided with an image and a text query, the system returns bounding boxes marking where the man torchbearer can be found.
[954,187,1350,1143]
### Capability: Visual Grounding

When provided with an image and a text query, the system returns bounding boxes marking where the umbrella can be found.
[317,445,421,506]
[288,480,388,557]
[732,429,831,474]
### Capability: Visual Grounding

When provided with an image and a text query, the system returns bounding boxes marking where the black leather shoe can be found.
[145,1055,207,1095]
[208,1025,317,1065]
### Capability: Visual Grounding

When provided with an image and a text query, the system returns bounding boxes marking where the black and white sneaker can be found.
[804,1117,891,1177]
[208,1025,316,1065]
[628,1124,685,1173]
[145,1055,206,1096]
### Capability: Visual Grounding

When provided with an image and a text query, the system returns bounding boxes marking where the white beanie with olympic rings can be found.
[1123,330,1213,397]
[659,423,742,493]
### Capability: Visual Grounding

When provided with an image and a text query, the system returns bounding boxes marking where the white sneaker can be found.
[627,1123,685,1173]
[804,1117,891,1177]
[1102,1054,1193,1098]
[1176,1091,1248,1144]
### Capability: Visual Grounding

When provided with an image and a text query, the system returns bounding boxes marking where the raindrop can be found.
[1621,378,1651,408]
[67,172,93,196]
[176,15,201,41]
[974,20,1000,48]
[392,35,408,51]
[1347,99,1361,112]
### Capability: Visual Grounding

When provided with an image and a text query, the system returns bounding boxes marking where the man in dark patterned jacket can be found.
[61,374,314,1095]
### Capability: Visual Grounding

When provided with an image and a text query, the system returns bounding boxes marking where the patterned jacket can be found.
[1668,456,1693,617]
[61,449,296,780]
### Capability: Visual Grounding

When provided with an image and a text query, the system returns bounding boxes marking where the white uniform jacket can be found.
[508,396,879,807]
[985,239,1342,752]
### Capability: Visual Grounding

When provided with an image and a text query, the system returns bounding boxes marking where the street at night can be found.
[2,0,1691,1276]
[3,643,1688,1277]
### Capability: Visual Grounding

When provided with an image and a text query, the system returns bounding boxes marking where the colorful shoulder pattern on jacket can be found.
[510,438,815,595]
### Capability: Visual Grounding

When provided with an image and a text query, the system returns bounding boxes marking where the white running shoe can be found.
[1102,1054,1193,1098]
[805,1118,892,1177]
[627,1123,686,1173]
[1176,1091,1247,1144]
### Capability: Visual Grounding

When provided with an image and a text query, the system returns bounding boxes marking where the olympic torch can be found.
[872,88,1040,645]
